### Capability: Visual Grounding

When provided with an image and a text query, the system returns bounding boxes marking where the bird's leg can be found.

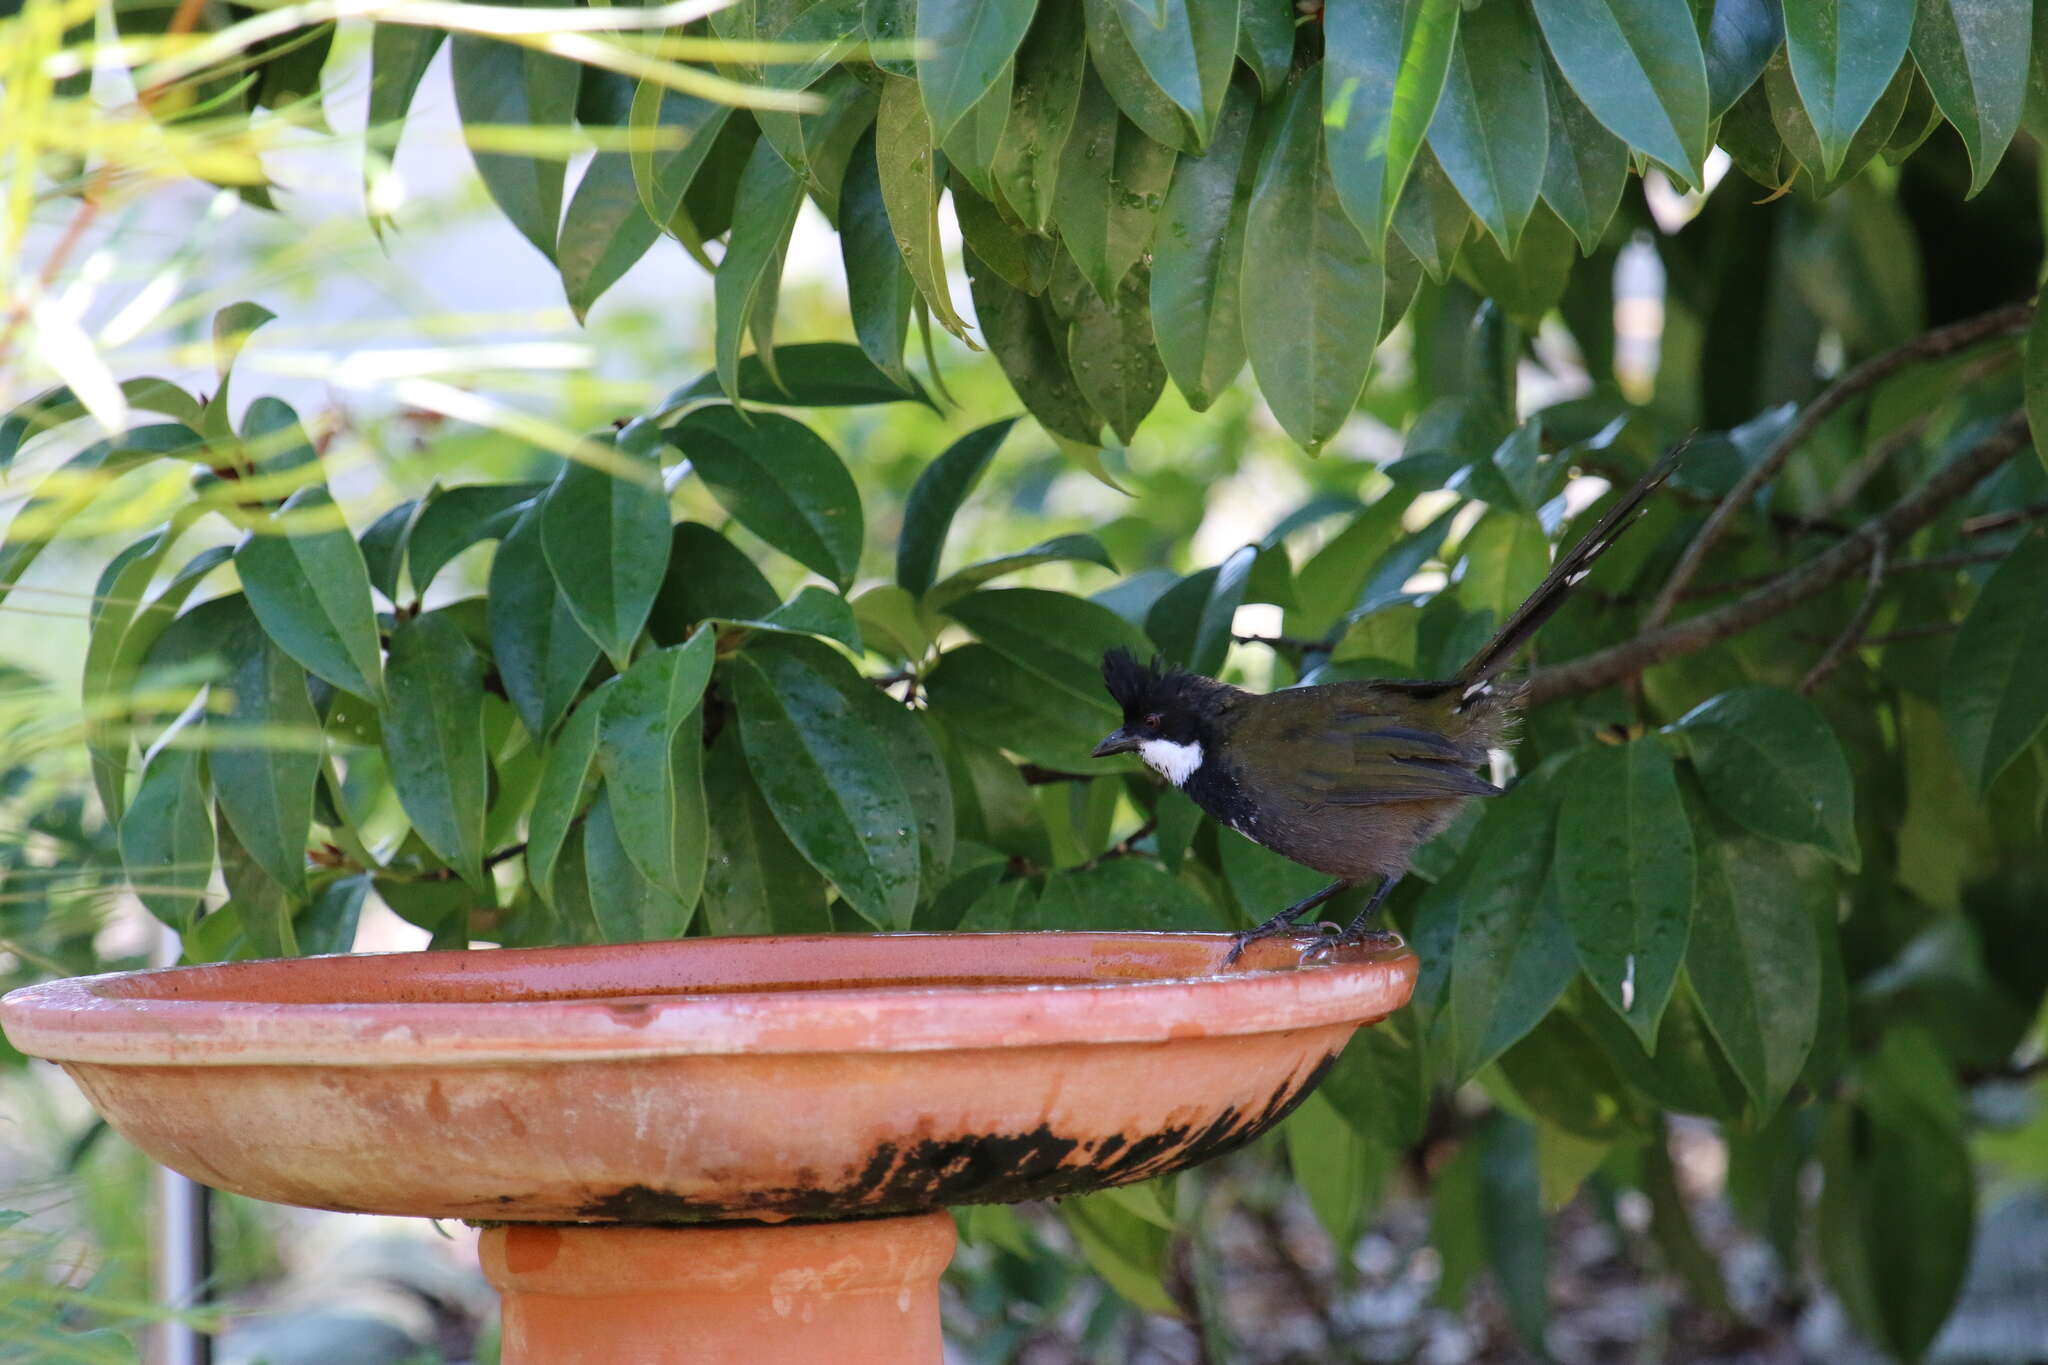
[1220,880,1350,967]
[1302,874,1404,963]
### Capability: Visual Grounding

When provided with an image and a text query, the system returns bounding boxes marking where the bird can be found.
[1090,447,1683,965]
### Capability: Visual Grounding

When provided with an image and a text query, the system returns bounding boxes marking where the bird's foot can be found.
[1219,913,1318,968]
[1300,924,1402,965]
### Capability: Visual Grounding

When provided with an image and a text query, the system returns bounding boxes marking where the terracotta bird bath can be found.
[0,930,1416,1363]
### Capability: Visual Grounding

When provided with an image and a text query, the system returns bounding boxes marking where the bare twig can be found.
[1526,412,2031,705]
[1800,535,1887,694]
[1962,499,2048,536]
[1645,301,2035,629]
[1860,621,1964,647]
[1070,818,1159,873]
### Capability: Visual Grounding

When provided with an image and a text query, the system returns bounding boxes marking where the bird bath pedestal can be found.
[1,931,1416,1364]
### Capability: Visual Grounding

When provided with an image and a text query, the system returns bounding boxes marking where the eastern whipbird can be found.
[1091,447,1683,965]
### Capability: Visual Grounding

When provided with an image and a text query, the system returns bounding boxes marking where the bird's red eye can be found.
[1143,713,1163,731]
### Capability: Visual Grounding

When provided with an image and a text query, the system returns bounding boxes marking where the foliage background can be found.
[4,0,2048,1359]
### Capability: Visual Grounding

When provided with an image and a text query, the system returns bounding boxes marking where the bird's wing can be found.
[1234,687,1503,807]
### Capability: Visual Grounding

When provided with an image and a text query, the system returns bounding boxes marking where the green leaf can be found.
[0,377,200,466]
[451,28,575,261]
[1284,1093,1387,1257]
[988,0,1088,231]
[897,418,1018,596]
[120,742,214,931]
[865,0,917,77]
[358,499,420,604]
[583,787,694,942]
[731,646,920,928]
[84,520,190,822]
[1027,857,1217,929]
[1555,740,1695,1046]
[1457,510,1548,624]
[596,630,714,907]
[925,646,1127,775]
[1219,828,1329,921]
[716,587,865,653]
[1538,53,1629,253]
[627,81,730,234]
[217,808,299,959]
[383,612,489,889]
[235,486,383,702]
[1941,534,2048,795]
[525,688,605,907]
[648,523,780,642]
[1319,1010,1428,1151]
[662,342,934,411]
[1065,269,1166,442]
[1150,78,1256,412]
[539,428,671,670]
[669,405,864,589]
[1053,69,1178,303]
[1685,814,1823,1115]
[756,68,879,219]
[1061,1192,1178,1316]
[1700,0,1781,116]
[558,74,660,322]
[1529,0,1709,184]
[1669,686,1860,867]
[1390,145,1472,281]
[1911,0,2031,196]
[1236,0,1294,100]
[299,873,370,956]
[1083,0,1198,151]
[840,129,919,385]
[365,24,445,208]
[1106,0,1237,148]
[714,135,807,404]
[1782,0,1913,178]
[943,586,1150,698]
[406,483,544,593]
[1144,545,1255,674]
[1243,71,1385,452]
[1323,0,1460,252]
[965,249,1106,445]
[1477,1115,1549,1351]
[210,618,321,901]
[915,0,1036,144]
[488,506,600,741]
[925,534,1119,610]
[1427,0,1549,252]
[876,74,973,340]
[1447,790,1577,1081]
[702,728,832,935]
[2032,286,2048,475]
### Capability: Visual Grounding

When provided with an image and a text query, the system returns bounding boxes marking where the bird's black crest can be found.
[1101,648,1207,717]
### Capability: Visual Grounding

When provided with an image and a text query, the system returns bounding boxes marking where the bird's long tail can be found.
[1454,440,1687,694]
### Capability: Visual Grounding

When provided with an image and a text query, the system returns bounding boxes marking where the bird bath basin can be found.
[1,930,1416,1363]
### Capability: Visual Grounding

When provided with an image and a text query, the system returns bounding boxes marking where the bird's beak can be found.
[1091,728,1139,759]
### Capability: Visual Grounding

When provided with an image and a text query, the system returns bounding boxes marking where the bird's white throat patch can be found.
[1138,737,1204,787]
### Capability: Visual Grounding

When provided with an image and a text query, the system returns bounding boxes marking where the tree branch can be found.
[1644,301,2034,629]
[1525,412,2031,706]
[1800,535,1886,695]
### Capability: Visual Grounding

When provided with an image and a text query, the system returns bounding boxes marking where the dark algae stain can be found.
[572,1051,1341,1224]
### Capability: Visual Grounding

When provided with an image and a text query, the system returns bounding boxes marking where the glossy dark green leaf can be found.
[358,499,420,604]
[559,76,660,322]
[669,406,863,589]
[1530,0,1709,183]
[0,378,199,468]
[925,646,1116,772]
[1061,1191,1177,1316]
[1053,69,1178,302]
[1912,0,2030,195]
[1082,0,1197,150]
[865,0,918,77]
[583,787,694,942]
[943,587,1150,696]
[1555,740,1695,1046]
[208,618,320,901]
[405,483,543,594]
[756,68,879,220]
[1428,0,1549,251]
[1941,534,2048,795]
[1319,1010,1427,1151]
[1477,1115,1549,1350]
[1457,510,1548,623]
[1447,790,1577,1081]
[990,0,1088,230]
[702,728,832,935]
[1538,53,1628,253]
[1218,827,1329,920]
[1150,78,1256,412]
[965,248,1105,445]
[1323,0,1460,251]
[876,74,973,340]
[236,487,383,703]
[1243,72,1384,451]
[628,80,730,233]
[1144,545,1254,674]
[597,630,713,906]
[897,418,1018,596]
[1685,816,1823,1114]
[120,742,214,931]
[1027,856,1217,929]
[1065,269,1165,443]
[488,507,599,741]
[840,129,919,385]
[713,587,864,653]
[731,646,920,928]
[525,688,605,907]
[217,808,298,959]
[1235,0,1294,99]
[539,428,671,670]
[915,0,1036,143]
[1699,0,1781,116]
[1390,145,1472,281]
[450,31,575,261]
[713,136,806,403]
[2033,290,2048,475]
[83,521,188,822]
[925,533,1118,609]
[662,342,932,411]
[1106,0,1237,147]
[364,24,444,201]
[1782,0,1913,178]
[1286,1093,1388,1257]
[382,612,489,889]
[1669,687,1860,866]
[648,523,780,643]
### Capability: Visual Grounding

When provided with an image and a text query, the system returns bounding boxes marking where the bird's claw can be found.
[1300,924,1400,965]
[1220,917,1314,968]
